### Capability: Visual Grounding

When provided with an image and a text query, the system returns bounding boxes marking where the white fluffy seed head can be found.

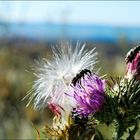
[26,41,98,114]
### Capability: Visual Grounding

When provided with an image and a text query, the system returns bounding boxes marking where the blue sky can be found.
[0,1,140,26]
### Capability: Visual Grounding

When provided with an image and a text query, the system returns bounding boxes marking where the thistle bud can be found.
[125,46,140,80]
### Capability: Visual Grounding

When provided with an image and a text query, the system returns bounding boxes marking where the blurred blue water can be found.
[1,22,140,43]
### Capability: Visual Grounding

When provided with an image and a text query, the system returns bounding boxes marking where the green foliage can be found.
[94,77,140,139]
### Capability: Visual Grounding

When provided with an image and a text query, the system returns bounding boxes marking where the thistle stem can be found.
[127,119,139,140]
[113,120,125,140]
[114,124,121,140]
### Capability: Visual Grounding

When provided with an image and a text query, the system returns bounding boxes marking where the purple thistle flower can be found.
[68,74,106,117]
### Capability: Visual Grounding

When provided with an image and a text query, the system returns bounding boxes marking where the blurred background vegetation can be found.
[0,1,140,139]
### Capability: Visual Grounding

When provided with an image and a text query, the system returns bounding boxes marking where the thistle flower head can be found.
[125,45,140,80]
[26,41,98,118]
[67,74,106,117]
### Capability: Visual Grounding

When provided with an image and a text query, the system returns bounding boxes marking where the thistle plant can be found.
[25,43,140,140]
